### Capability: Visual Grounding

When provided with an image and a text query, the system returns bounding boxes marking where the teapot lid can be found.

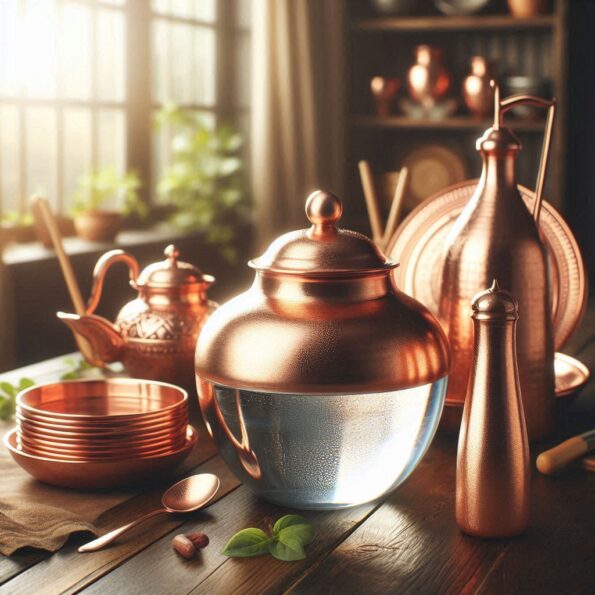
[249,191,397,276]
[136,245,213,288]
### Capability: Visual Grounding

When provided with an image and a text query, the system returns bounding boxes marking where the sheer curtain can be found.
[250,0,346,248]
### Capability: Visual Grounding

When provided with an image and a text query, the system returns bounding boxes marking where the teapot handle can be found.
[86,250,140,315]
[499,92,556,224]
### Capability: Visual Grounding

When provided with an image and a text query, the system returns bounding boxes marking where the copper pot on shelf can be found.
[507,0,550,18]
[58,244,218,388]
[438,84,557,441]
[406,45,451,110]
[462,57,494,119]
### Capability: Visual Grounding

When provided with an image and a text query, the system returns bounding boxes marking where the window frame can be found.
[0,0,250,216]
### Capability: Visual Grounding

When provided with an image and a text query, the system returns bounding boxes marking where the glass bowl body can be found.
[198,376,447,509]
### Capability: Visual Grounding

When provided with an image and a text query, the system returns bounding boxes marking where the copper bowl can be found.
[17,379,187,422]
[5,425,198,489]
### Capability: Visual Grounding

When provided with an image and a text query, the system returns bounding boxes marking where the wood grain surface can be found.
[1,306,594,594]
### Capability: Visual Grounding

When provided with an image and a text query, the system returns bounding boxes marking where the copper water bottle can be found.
[438,84,556,440]
[456,280,530,538]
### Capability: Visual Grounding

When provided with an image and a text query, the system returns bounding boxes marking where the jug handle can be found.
[499,92,556,224]
[86,250,140,315]
[198,380,261,480]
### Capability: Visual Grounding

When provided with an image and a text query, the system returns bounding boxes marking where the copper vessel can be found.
[58,245,217,387]
[5,426,197,489]
[438,85,556,440]
[370,76,400,117]
[196,190,450,509]
[406,45,451,109]
[456,281,530,538]
[462,57,494,118]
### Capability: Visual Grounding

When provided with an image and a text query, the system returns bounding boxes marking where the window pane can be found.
[190,26,215,105]
[236,0,252,28]
[97,8,126,102]
[26,107,57,206]
[63,108,92,212]
[97,109,126,176]
[171,23,194,104]
[0,2,19,97]
[0,105,21,213]
[153,109,215,203]
[60,2,92,101]
[152,20,169,104]
[152,0,215,22]
[22,0,59,99]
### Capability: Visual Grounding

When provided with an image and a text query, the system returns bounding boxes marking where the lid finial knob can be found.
[305,190,342,233]
[164,244,180,267]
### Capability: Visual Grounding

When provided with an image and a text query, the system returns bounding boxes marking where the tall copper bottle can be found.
[438,85,556,440]
[456,281,530,538]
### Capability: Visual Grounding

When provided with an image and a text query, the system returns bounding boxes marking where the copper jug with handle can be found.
[58,245,218,388]
[438,84,556,441]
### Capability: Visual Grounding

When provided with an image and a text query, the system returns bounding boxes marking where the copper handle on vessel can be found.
[86,250,140,315]
[499,93,556,223]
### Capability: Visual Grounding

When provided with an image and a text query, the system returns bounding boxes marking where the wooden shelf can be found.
[352,115,545,132]
[352,14,555,32]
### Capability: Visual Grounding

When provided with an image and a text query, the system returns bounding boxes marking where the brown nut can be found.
[172,534,196,559]
[186,532,209,549]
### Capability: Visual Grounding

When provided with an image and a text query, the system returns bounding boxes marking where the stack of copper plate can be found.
[5,378,197,489]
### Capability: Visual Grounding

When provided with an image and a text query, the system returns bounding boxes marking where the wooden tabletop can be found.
[1,307,594,595]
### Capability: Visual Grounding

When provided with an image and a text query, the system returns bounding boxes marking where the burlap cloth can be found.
[0,423,199,556]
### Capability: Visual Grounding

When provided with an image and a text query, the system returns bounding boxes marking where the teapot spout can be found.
[57,312,125,368]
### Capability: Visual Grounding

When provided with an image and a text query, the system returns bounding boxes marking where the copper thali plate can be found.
[17,379,187,422]
[16,412,187,439]
[5,425,198,489]
[16,428,186,455]
[389,180,588,351]
[553,352,591,398]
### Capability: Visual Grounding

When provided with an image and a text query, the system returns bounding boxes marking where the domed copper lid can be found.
[472,279,519,321]
[136,245,214,289]
[249,191,397,276]
[196,190,449,394]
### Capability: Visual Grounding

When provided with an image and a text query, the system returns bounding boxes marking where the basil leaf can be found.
[273,515,314,546]
[222,528,271,557]
[269,533,306,562]
[0,382,16,398]
[18,378,35,390]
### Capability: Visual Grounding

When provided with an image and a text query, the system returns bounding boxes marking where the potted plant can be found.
[0,211,35,245]
[71,168,145,242]
[156,104,250,263]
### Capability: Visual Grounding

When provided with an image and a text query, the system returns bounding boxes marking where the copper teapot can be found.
[58,245,217,387]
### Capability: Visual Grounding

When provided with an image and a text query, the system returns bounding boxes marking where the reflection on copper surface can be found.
[438,87,557,440]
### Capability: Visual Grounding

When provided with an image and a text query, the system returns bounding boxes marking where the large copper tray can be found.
[5,425,197,489]
[389,180,588,351]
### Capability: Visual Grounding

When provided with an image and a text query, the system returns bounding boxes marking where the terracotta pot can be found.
[406,45,451,109]
[74,211,122,243]
[370,76,400,117]
[34,215,75,248]
[507,0,550,17]
[0,223,35,245]
[462,57,494,119]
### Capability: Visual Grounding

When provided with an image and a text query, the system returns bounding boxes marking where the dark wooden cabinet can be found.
[344,0,568,233]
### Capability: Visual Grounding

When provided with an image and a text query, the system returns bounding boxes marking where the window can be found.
[0,0,250,217]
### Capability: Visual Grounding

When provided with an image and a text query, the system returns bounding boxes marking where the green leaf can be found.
[0,382,16,398]
[221,528,271,558]
[269,533,306,562]
[18,378,35,390]
[272,515,314,546]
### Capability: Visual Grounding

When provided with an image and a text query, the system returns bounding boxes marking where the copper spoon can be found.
[78,473,220,553]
